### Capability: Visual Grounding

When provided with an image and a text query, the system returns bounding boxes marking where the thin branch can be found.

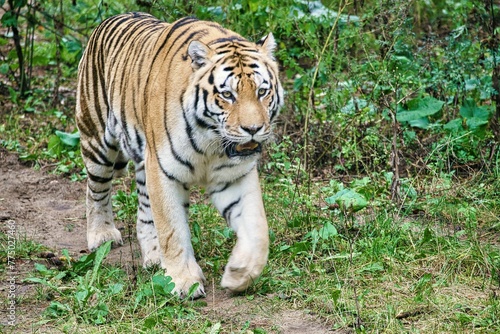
[303,1,351,172]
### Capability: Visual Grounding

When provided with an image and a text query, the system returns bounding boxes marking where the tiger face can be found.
[186,35,283,158]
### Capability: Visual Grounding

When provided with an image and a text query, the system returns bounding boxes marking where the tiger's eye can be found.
[258,88,268,97]
[221,91,233,99]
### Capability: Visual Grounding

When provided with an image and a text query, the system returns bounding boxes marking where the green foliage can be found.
[325,188,368,213]
[397,96,444,124]
[25,242,200,328]
[26,241,119,324]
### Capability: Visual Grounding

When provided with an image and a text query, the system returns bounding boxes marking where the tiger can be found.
[75,12,284,298]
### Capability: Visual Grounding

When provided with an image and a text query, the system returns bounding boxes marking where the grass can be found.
[1,122,499,332]
[0,152,499,333]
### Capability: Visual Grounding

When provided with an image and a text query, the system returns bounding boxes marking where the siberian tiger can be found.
[75,12,283,298]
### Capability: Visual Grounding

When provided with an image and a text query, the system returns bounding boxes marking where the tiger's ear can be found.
[188,41,213,70]
[257,33,277,59]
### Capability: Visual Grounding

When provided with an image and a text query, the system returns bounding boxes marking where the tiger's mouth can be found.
[225,141,262,158]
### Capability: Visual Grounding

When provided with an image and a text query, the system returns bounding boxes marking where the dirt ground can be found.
[0,148,338,333]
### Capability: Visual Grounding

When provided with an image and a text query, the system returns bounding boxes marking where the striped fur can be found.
[76,12,283,298]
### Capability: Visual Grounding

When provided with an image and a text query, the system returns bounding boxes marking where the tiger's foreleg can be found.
[210,168,269,292]
[134,161,162,266]
[82,136,124,250]
[145,153,206,298]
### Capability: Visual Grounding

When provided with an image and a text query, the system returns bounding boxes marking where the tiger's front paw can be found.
[221,243,268,292]
[87,227,123,251]
[165,262,206,299]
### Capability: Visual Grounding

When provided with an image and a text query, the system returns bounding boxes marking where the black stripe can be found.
[195,114,217,130]
[103,135,118,151]
[137,188,149,198]
[182,107,204,154]
[151,17,198,68]
[81,145,112,168]
[208,36,246,46]
[114,161,128,170]
[171,30,209,65]
[208,182,230,196]
[134,127,144,154]
[88,183,110,194]
[202,88,223,117]
[152,133,183,184]
[90,192,110,202]
[164,98,195,172]
[238,48,259,53]
[213,163,237,171]
[87,170,113,183]
[222,198,241,221]
[89,141,114,166]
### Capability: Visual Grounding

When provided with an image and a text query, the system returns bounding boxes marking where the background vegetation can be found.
[0,0,499,333]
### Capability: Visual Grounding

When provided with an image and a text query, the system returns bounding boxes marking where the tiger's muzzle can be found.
[225,140,262,158]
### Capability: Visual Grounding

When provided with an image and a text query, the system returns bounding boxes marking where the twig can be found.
[303,1,351,172]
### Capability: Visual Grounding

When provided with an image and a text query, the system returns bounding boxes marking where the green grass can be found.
[0,162,499,333]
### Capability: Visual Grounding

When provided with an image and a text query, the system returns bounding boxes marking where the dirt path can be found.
[1,149,88,253]
[0,148,337,333]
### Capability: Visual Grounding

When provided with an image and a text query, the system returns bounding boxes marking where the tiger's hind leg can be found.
[134,162,162,266]
[82,134,124,251]
[113,151,130,178]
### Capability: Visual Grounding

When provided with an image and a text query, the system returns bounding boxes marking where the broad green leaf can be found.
[47,134,62,157]
[186,282,200,298]
[319,222,338,240]
[466,117,489,129]
[75,289,90,303]
[108,283,124,295]
[0,63,8,74]
[408,117,430,129]
[397,96,444,122]
[290,241,310,254]
[459,99,492,129]
[459,99,491,120]
[1,11,17,27]
[62,37,82,54]
[325,188,368,212]
[72,252,96,275]
[24,277,61,293]
[47,301,71,317]
[401,182,417,199]
[443,118,463,132]
[152,275,175,295]
[55,130,80,147]
[89,240,112,286]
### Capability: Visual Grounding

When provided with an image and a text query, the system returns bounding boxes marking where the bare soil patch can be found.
[0,148,336,333]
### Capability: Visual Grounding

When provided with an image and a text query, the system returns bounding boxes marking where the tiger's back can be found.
[76,12,283,298]
[77,13,167,165]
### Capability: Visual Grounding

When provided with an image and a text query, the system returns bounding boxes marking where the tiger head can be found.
[187,33,284,158]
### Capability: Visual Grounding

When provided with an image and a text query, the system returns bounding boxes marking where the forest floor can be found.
[0,147,339,333]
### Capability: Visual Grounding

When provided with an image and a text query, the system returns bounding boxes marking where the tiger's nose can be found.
[241,125,263,135]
